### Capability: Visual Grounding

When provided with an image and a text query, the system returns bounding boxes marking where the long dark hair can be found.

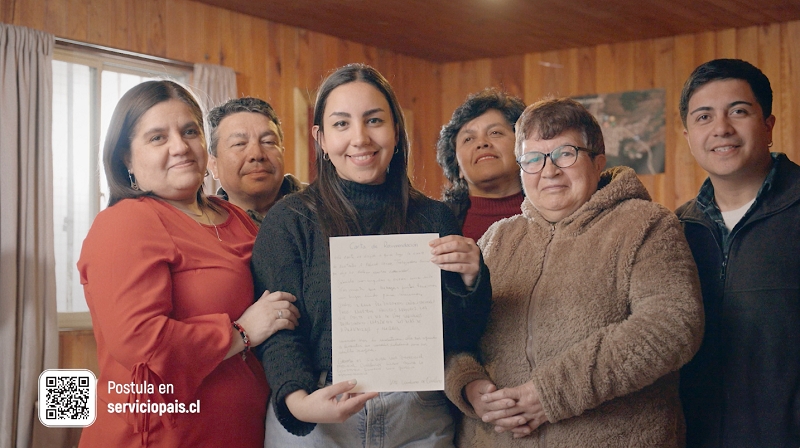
[104,80,208,207]
[300,63,423,238]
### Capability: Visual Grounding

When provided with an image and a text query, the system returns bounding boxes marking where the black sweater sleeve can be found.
[252,199,319,436]
[417,199,493,354]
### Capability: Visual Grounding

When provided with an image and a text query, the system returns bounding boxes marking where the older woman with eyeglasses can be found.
[444,97,704,447]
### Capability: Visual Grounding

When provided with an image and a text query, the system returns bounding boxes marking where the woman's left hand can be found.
[429,235,480,288]
[480,381,547,435]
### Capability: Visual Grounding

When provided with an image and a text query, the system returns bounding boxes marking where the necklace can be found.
[173,204,221,242]
[201,208,222,242]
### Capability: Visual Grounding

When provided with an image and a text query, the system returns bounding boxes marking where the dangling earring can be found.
[205,169,210,177]
[768,141,774,148]
[394,146,399,154]
[128,170,140,190]
[322,152,330,161]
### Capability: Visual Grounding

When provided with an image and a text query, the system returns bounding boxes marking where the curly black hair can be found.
[436,88,525,204]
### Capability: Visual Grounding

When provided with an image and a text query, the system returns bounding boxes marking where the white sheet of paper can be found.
[330,233,444,393]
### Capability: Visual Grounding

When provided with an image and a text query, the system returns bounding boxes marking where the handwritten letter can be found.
[330,233,443,392]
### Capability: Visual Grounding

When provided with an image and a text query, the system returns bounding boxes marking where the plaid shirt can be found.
[694,153,779,254]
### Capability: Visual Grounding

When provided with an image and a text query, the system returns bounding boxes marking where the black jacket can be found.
[677,153,800,447]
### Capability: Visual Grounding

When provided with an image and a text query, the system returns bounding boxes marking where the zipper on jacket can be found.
[720,254,728,281]
[525,222,556,371]
[539,422,548,448]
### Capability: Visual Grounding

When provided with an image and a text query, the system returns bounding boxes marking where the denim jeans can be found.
[264,390,455,448]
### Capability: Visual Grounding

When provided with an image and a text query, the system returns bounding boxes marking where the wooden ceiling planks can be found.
[190,0,800,62]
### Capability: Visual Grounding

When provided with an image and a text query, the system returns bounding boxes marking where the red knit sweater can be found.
[461,192,524,241]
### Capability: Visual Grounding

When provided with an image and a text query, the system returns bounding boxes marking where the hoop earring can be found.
[768,141,773,148]
[205,169,210,177]
[322,152,330,161]
[128,170,140,191]
[394,146,399,154]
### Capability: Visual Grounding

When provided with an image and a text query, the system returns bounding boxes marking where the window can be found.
[53,46,190,328]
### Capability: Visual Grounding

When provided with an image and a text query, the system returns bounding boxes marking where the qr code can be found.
[38,369,96,427]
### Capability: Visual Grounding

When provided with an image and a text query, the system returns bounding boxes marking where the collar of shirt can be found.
[696,152,779,251]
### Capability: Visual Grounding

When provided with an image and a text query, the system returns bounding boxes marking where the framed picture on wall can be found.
[573,88,666,175]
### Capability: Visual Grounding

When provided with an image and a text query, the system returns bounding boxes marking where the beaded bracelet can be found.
[231,321,250,360]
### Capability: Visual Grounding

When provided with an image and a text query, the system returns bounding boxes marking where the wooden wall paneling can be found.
[298,30,320,95]
[374,49,398,90]
[653,37,677,208]
[672,34,702,208]
[559,48,578,96]
[248,15,270,100]
[321,33,342,74]
[735,25,760,66]
[594,44,616,95]
[780,21,800,161]
[127,1,145,53]
[574,47,597,97]
[111,0,133,52]
[144,0,166,57]
[758,23,783,155]
[65,0,89,42]
[538,50,568,98]
[630,40,660,201]
[164,0,189,63]
[59,330,100,375]
[436,62,461,125]
[12,0,45,32]
[459,58,492,98]
[632,40,656,90]
[523,52,545,104]
[86,0,108,46]
[264,21,282,109]
[344,39,368,66]
[613,42,636,92]
[363,44,379,68]
[0,0,12,23]
[715,27,737,58]
[230,14,253,96]
[277,24,299,175]
[395,56,442,197]
[680,30,717,203]
[293,87,311,183]
[684,32,715,197]
[438,59,491,124]
[489,55,525,98]
[201,1,222,64]
[43,0,68,40]
[199,1,218,63]
[216,7,235,67]
[693,31,717,68]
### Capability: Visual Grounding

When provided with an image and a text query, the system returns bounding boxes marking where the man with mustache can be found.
[208,97,302,226]
[676,59,800,447]
[437,89,525,241]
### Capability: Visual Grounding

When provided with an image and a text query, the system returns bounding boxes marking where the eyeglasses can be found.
[516,144,592,174]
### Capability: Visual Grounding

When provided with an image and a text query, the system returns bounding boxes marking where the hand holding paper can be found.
[429,235,480,287]
[330,233,444,393]
[285,380,378,424]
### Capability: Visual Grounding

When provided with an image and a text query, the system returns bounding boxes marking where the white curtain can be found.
[0,23,58,448]
[192,63,237,196]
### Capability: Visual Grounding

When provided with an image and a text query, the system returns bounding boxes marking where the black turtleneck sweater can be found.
[252,180,492,436]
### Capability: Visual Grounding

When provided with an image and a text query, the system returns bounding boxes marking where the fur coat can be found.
[445,166,704,447]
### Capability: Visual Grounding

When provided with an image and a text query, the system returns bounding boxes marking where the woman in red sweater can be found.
[78,80,298,447]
